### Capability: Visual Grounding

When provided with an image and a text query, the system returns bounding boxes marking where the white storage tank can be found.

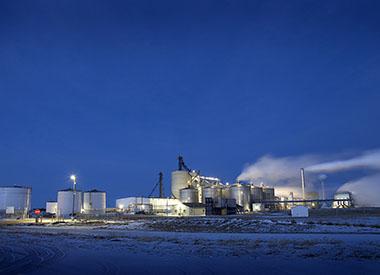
[262,187,275,201]
[83,189,106,215]
[250,186,263,203]
[0,186,32,217]
[171,170,191,199]
[57,189,82,217]
[179,187,199,203]
[202,185,223,207]
[46,201,58,214]
[228,183,251,212]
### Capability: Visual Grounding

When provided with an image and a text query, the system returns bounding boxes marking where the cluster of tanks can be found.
[50,188,106,217]
[0,185,106,219]
[172,169,275,213]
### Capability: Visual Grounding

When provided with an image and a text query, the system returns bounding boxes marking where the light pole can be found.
[70,175,77,219]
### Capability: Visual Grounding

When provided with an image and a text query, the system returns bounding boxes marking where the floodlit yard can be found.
[1,216,380,274]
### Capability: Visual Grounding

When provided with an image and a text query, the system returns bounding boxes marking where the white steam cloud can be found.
[237,149,380,203]
[305,149,380,173]
[237,154,322,197]
[337,174,380,207]
[237,154,321,182]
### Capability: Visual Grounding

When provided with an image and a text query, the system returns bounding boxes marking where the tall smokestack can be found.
[300,168,306,200]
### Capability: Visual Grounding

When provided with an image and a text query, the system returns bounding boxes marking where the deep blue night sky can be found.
[1,0,379,207]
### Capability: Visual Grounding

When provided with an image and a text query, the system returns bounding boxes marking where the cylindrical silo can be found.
[171,170,191,199]
[202,185,223,207]
[0,186,32,217]
[228,183,251,212]
[57,189,82,217]
[83,190,106,215]
[46,201,58,214]
[250,186,263,203]
[179,187,199,203]
[262,187,275,201]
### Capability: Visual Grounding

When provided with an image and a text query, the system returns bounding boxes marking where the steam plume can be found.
[237,154,321,182]
[305,149,380,173]
[237,149,380,200]
[337,174,380,207]
[237,155,322,197]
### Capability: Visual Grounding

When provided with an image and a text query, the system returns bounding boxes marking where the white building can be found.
[291,205,309,217]
[116,197,205,216]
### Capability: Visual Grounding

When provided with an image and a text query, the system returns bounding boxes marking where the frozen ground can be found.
[1,216,380,274]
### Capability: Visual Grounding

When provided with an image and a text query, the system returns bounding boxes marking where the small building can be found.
[333,192,353,208]
[291,205,309,217]
[116,197,205,216]
[252,203,264,212]
[46,201,58,214]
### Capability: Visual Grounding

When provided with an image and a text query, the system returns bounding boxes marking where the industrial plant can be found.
[0,156,364,220]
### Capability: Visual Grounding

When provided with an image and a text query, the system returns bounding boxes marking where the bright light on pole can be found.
[70,174,77,219]
[70,174,77,188]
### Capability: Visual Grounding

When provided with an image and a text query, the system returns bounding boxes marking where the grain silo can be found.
[202,185,223,207]
[171,170,191,199]
[227,183,251,212]
[179,187,199,203]
[250,186,263,203]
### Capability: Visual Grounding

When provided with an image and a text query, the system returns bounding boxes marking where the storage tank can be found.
[83,190,106,215]
[262,187,275,201]
[0,186,31,217]
[202,185,223,207]
[57,189,82,217]
[250,186,263,203]
[171,170,191,199]
[46,201,58,214]
[179,187,199,203]
[228,183,251,212]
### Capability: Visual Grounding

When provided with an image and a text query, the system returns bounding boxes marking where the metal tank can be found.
[0,186,32,217]
[262,187,275,201]
[202,185,223,207]
[179,187,199,203]
[57,189,82,217]
[228,183,251,212]
[171,170,191,199]
[46,201,58,214]
[250,186,263,203]
[83,190,106,215]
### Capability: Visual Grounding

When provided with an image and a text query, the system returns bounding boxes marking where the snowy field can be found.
[1,215,380,274]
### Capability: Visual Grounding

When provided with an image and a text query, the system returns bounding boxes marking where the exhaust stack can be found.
[300,168,306,200]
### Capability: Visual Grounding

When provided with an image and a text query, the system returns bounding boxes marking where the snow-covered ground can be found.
[1,216,380,274]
